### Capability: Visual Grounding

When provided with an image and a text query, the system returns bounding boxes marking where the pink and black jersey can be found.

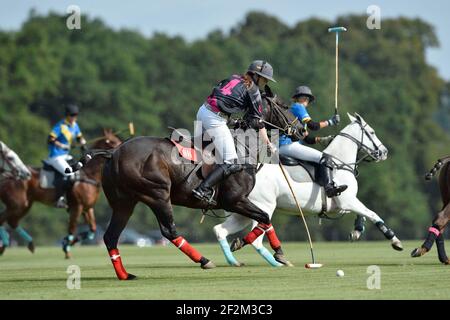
[206,75,263,120]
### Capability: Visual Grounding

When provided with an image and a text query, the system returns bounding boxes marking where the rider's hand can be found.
[318,135,334,147]
[268,142,278,154]
[327,114,340,126]
[59,143,70,150]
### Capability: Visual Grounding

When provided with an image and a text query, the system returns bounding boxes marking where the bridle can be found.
[328,120,385,176]
[258,97,302,138]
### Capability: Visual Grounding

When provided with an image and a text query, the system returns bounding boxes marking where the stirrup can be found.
[55,196,68,209]
[192,188,217,206]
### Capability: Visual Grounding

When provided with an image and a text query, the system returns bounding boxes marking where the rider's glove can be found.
[60,143,70,150]
[327,114,340,126]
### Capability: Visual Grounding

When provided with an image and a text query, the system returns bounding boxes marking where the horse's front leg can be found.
[341,196,403,251]
[349,215,366,242]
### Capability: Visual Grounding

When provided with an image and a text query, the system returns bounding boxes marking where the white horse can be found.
[213,113,403,267]
[0,141,31,181]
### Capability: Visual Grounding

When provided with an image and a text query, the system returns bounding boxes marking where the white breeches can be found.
[196,104,237,164]
[46,155,73,176]
[279,142,323,163]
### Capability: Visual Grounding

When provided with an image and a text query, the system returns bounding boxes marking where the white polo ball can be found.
[336,269,345,277]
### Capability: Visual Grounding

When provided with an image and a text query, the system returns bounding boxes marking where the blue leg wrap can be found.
[255,246,283,267]
[218,239,240,266]
[15,226,33,243]
[0,226,10,247]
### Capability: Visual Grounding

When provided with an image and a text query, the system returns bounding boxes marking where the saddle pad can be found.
[39,169,55,189]
[170,139,199,162]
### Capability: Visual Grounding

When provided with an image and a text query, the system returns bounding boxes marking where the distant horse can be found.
[97,97,303,280]
[0,129,121,257]
[0,141,31,180]
[0,141,32,251]
[214,113,403,267]
[411,156,450,264]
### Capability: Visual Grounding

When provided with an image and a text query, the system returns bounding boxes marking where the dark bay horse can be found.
[0,129,121,257]
[98,97,303,280]
[411,156,450,263]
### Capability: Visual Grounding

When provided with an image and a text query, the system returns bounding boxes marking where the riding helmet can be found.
[247,60,276,82]
[65,103,79,116]
[292,86,316,103]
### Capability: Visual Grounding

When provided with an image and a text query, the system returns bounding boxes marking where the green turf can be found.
[0,241,449,299]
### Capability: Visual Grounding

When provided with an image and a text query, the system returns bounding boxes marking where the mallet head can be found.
[305,263,323,269]
[328,26,347,33]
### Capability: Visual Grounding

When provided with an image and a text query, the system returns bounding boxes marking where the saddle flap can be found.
[39,168,55,189]
[280,154,320,182]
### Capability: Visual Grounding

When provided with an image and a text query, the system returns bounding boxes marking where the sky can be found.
[1,0,449,80]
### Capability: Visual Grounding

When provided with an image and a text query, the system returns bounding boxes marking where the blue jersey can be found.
[48,119,82,157]
[279,103,311,146]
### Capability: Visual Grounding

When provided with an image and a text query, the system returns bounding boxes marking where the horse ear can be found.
[347,112,356,122]
[353,112,364,124]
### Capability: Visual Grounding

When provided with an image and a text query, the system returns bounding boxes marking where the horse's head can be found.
[91,129,122,150]
[339,112,388,162]
[260,96,304,140]
[0,142,31,180]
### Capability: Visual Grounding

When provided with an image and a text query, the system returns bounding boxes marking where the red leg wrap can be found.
[266,226,282,250]
[108,248,128,280]
[243,223,271,244]
[171,236,202,263]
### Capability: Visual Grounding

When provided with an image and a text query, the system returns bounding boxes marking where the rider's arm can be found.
[304,119,329,131]
[290,103,329,131]
[245,83,265,129]
[48,123,70,150]
[48,135,69,150]
[75,124,86,145]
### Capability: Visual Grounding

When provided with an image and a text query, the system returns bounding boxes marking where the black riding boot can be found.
[54,175,70,208]
[192,164,242,206]
[319,155,348,198]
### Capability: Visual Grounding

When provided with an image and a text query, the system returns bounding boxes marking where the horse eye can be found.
[7,156,14,160]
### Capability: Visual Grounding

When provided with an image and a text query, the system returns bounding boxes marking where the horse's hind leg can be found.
[103,199,137,280]
[411,203,450,261]
[213,212,251,266]
[143,197,215,269]
[227,199,287,262]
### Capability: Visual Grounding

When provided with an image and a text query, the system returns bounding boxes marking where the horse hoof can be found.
[65,252,72,259]
[27,242,35,253]
[349,230,361,242]
[232,261,245,267]
[0,246,5,256]
[444,260,450,265]
[230,238,244,252]
[411,247,425,258]
[274,253,294,267]
[126,274,137,280]
[201,261,216,269]
[391,238,403,251]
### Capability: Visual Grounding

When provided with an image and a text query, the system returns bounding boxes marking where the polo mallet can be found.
[279,163,322,269]
[328,26,347,116]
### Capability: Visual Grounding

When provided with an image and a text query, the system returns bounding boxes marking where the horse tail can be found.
[425,156,450,180]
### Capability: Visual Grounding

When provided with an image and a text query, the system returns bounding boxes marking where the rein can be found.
[327,121,384,177]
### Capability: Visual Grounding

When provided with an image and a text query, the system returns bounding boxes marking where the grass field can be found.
[0,241,449,300]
